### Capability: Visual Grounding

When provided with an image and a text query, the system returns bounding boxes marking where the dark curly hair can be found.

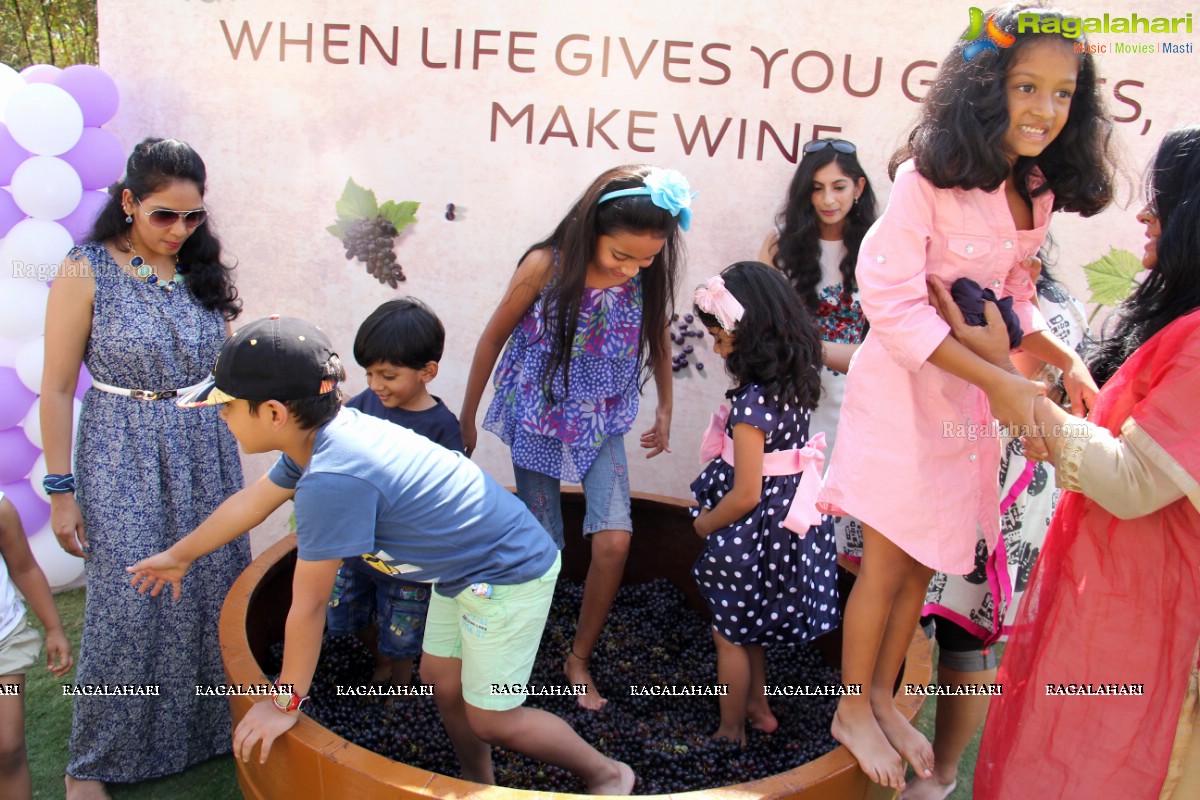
[890,2,1116,217]
[771,141,878,308]
[694,261,822,410]
[1088,126,1200,387]
[524,164,684,399]
[90,137,241,320]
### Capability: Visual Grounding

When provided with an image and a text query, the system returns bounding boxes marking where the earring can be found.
[125,214,133,223]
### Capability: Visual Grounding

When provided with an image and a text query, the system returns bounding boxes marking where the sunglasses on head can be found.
[136,197,208,230]
[802,139,857,155]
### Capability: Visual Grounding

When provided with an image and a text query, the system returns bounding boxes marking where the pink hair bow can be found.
[694,276,744,331]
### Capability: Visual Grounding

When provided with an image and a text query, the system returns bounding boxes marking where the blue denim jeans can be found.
[512,435,632,550]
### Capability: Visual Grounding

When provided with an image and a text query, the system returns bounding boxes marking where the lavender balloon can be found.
[0,367,36,428]
[0,189,24,239]
[0,426,40,484]
[55,65,119,127]
[0,479,50,535]
[58,189,108,244]
[60,128,124,190]
[0,125,30,185]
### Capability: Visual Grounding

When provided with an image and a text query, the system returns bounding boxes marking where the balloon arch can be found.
[0,62,124,591]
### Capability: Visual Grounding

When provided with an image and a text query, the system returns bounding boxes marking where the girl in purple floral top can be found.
[462,164,691,710]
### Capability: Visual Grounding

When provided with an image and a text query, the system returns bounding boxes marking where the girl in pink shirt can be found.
[816,4,1117,792]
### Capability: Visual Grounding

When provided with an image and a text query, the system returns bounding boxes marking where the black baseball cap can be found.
[177,315,339,408]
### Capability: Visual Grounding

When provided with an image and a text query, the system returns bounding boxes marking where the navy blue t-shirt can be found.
[268,408,556,597]
[344,389,465,454]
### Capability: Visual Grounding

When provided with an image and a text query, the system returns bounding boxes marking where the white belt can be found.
[91,378,208,402]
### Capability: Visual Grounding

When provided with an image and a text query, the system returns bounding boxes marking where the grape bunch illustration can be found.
[671,312,706,374]
[327,179,419,289]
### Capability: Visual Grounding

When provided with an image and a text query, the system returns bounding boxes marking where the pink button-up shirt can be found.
[817,160,1051,574]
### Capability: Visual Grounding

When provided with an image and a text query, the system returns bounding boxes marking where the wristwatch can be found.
[271,682,308,713]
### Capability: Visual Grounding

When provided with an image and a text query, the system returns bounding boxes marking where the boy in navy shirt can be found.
[332,298,463,690]
[127,316,633,794]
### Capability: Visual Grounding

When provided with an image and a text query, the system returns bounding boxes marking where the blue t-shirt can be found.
[344,389,465,454]
[268,408,557,597]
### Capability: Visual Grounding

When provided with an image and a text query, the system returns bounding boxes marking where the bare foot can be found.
[65,775,111,800]
[874,702,935,780]
[565,649,607,711]
[900,774,957,800]
[589,758,636,795]
[747,705,779,734]
[710,724,746,747]
[831,704,906,790]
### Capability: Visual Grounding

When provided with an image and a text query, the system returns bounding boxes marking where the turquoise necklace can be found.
[125,237,185,292]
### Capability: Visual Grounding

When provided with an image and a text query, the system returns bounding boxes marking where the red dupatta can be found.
[975,310,1200,800]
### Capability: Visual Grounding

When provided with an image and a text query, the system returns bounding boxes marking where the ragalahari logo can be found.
[962,7,1016,61]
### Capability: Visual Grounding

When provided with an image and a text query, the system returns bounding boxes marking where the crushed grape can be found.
[276,579,840,794]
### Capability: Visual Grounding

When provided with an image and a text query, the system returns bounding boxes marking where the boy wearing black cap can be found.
[127,315,634,794]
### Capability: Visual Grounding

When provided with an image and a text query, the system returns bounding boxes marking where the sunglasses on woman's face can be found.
[802,139,857,155]
[136,198,208,230]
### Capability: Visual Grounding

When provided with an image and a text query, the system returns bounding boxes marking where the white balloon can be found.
[10,156,82,220]
[28,452,47,500]
[21,396,79,452]
[4,83,83,156]
[0,276,49,341]
[27,522,86,591]
[14,335,43,392]
[0,64,23,117]
[0,218,75,282]
[0,336,20,367]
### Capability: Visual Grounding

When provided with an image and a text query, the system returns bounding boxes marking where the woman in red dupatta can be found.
[931,126,1200,800]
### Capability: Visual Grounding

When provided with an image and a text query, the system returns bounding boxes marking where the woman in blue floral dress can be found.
[462,165,691,710]
[41,139,249,799]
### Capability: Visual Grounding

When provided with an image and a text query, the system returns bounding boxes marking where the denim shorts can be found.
[512,434,632,550]
[326,557,430,659]
[920,614,998,672]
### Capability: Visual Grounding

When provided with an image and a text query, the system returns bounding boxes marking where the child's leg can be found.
[711,629,750,744]
[902,620,996,800]
[868,538,935,781]
[422,653,493,783]
[745,644,777,734]
[466,704,634,794]
[567,436,633,711]
[567,528,629,710]
[831,522,915,790]
[0,675,31,800]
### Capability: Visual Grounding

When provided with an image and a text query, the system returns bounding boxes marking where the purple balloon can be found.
[0,367,36,429]
[0,125,31,185]
[58,189,108,244]
[0,479,50,535]
[74,363,91,400]
[0,189,26,239]
[0,426,39,484]
[58,128,123,191]
[20,64,61,84]
[54,65,119,127]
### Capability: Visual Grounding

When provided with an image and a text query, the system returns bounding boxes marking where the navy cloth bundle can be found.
[950,277,1023,349]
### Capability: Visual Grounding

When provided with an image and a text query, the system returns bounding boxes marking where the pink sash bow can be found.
[699,405,827,536]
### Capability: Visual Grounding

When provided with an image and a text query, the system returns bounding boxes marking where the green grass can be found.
[25,590,984,799]
[23,589,240,800]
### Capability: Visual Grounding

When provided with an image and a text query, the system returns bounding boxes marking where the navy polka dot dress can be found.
[691,383,839,645]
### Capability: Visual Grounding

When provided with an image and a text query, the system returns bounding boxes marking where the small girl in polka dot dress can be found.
[690,261,838,745]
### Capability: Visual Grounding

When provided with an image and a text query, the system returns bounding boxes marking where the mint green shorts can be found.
[422,554,560,711]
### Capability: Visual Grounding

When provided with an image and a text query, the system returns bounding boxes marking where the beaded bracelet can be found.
[42,473,76,494]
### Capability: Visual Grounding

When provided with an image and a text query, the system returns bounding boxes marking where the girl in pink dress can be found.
[816,5,1117,791]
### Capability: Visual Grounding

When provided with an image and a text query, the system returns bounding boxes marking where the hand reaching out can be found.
[126,549,193,600]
